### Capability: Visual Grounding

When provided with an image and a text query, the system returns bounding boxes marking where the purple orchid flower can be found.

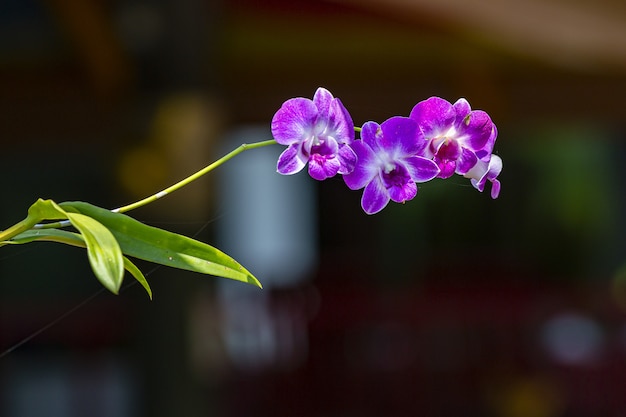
[271,87,357,180]
[409,97,496,179]
[464,154,502,199]
[343,116,440,215]
[466,120,502,198]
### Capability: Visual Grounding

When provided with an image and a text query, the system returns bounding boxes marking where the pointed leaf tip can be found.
[65,212,124,294]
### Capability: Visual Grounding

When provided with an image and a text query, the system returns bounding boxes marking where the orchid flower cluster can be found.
[272,87,502,214]
[0,87,502,297]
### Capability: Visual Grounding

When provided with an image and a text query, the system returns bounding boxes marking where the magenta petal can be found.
[405,156,439,183]
[337,143,357,174]
[308,155,340,180]
[435,140,461,161]
[381,116,420,156]
[271,98,317,145]
[459,110,493,150]
[308,139,339,180]
[387,179,417,204]
[313,136,339,156]
[362,177,390,215]
[343,141,378,190]
[490,179,501,199]
[477,124,498,159]
[453,98,471,121]
[327,98,355,144]
[313,87,333,117]
[360,121,384,152]
[277,144,307,175]
[456,148,478,175]
[409,97,455,136]
[436,159,456,178]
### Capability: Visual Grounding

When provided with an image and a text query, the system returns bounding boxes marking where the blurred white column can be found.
[215,126,318,370]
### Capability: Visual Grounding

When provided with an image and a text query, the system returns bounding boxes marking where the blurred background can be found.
[1,0,626,416]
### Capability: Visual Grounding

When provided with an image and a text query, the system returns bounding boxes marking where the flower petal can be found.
[308,154,341,180]
[386,173,417,203]
[490,179,501,199]
[343,140,378,190]
[271,98,318,145]
[435,139,461,161]
[313,136,339,156]
[404,156,440,183]
[306,138,340,180]
[360,121,384,153]
[313,87,333,118]
[487,154,503,181]
[453,98,471,121]
[458,110,493,150]
[431,139,462,178]
[476,124,498,160]
[435,158,456,179]
[409,97,455,137]
[327,98,355,144]
[455,148,478,175]
[465,154,502,198]
[362,177,390,215]
[277,143,307,175]
[380,116,420,157]
[337,143,357,175]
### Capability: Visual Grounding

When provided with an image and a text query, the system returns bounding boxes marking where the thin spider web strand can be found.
[0,216,216,359]
[0,288,104,359]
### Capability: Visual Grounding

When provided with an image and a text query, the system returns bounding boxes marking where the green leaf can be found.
[123,257,153,300]
[0,213,125,294]
[60,201,261,288]
[6,229,153,299]
[2,200,124,294]
[28,198,69,221]
[0,199,68,242]
[65,212,125,295]
[1,229,85,247]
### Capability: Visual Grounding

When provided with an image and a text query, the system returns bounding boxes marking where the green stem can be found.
[0,216,38,241]
[114,139,278,213]
[354,127,362,133]
[26,139,278,232]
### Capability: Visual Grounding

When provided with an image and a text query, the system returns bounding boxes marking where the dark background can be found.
[1,0,626,416]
